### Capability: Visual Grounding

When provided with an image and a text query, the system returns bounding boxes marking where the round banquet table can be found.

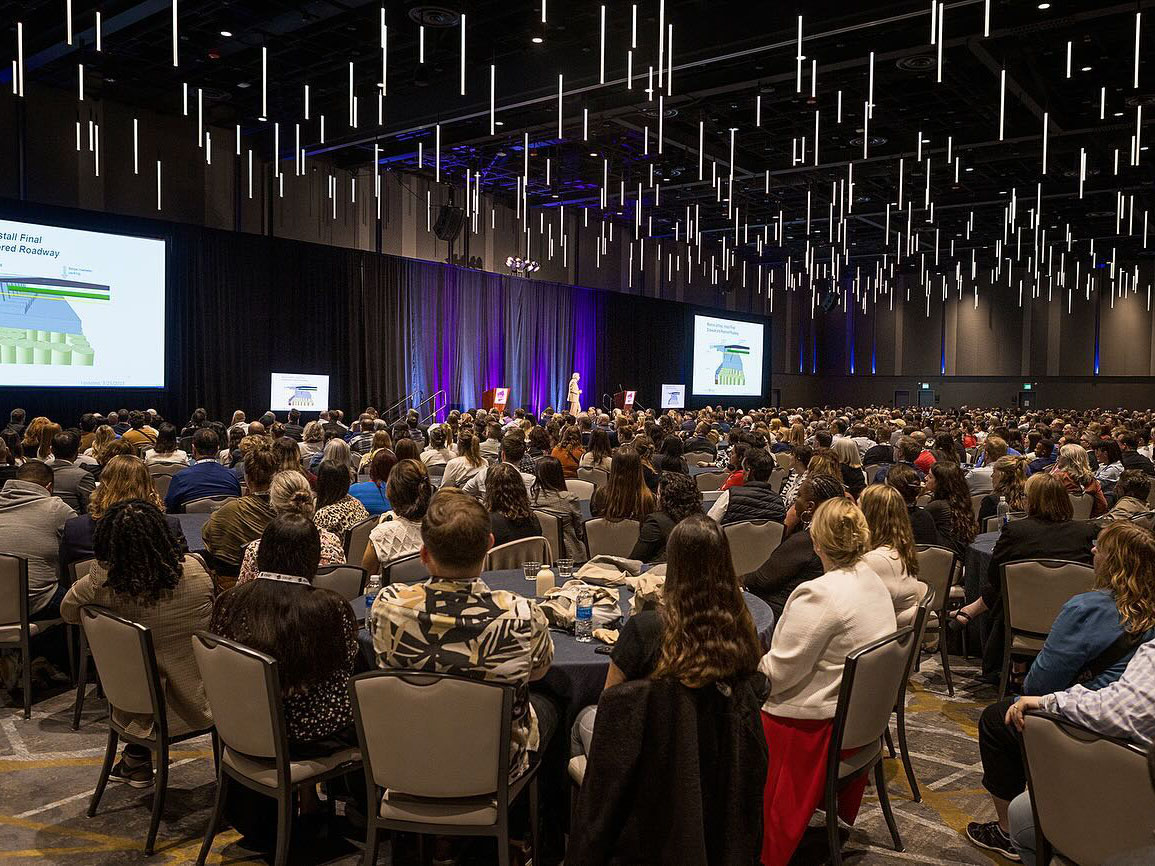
[962,530,999,649]
[355,568,775,713]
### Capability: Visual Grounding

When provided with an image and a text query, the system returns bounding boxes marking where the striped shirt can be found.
[1042,638,1155,745]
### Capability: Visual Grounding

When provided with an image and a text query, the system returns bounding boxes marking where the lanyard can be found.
[255,571,312,586]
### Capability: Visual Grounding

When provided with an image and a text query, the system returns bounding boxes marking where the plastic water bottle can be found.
[997,496,1011,528]
[575,589,594,643]
[365,573,381,614]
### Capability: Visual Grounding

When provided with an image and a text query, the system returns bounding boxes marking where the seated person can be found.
[313,462,371,535]
[441,429,485,488]
[977,455,1029,528]
[967,435,1008,495]
[362,459,432,573]
[682,422,718,459]
[579,429,613,471]
[48,430,96,514]
[872,436,927,485]
[951,472,1098,681]
[550,427,585,479]
[1093,439,1125,490]
[589,448,655,523]
[60,455,188,573]
[61,499,213,785]
[348,449,394,516]
[201,441,278,582]
[1105,470,1151,520]
[237,471,345,584]
[419,425,454,468]
[629,471,702,563]
[1026,438,1056,476]
[778,444,813,506]
[0,461,77,620]
[530,457,586,562]
[707,449,787,526]
[742,473,845,620]
[485,462,543,548]
[370,490,556,782]
[967,622,1155,861]
[1049,443,1108,518]
[568,514,767,865]
[859,484,928,628]
[461,435,536,500]
[924,461,979,554]
[165,428,241,513]
[758,497,897,866]
[885,463,939,545]
[144,422,189,466]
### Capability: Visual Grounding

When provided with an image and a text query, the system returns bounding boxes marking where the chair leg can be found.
[896,704,920,803]
[824,783,842,866]
[145,742,169,855]
[21,639,31,720]
[998,641,1013,700]
[196,773,228,866]
[883,726,896,758]
[939,637,955,697]
[529,776,540,856]
[65,625,76,683]
[71,649,88,731]
[497,824,512,866]
[273,790,292,866]
[362,820,381,866]
[88,729,118,816]
[874,761,904,852]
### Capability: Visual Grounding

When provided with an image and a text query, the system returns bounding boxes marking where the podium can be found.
[613,390,637,411]
[482,387,510,412]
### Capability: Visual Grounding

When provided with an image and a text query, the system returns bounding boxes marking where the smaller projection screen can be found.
[690,314,766,398]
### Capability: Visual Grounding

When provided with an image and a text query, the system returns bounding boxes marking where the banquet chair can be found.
[774,452,795,470]
[485,537,552,571]
[577,467,609,489]
[192,632,361,866]
[985,511,1027,533]
[584,518,640,559]
[683,451,714,467]
[82,606,215,855]
[914,545,961,696]
[889,596,932,802]
[999,560,1095,698]
[531,510,563,562]
[769,467,788,493]
[184,496,236,514]
[384,553,429,584]
[864,464,884,483]
[971,493,987,519]
[1021,711,1155,866]
[314,565,369,602]
[69,557,100,729]
[694,471,728,492]
[565,479,596,500]
[723,520,784,576]
[824,627,913,866]
[0,554,72,719]
[350,671,540,866]
[151,474,173,500]
[344,515,378,563]
[1068,493,1093,520]
[426,464,447,484]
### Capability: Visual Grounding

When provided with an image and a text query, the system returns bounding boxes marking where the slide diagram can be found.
[286,384,318,407]
[0,277,108,367]
[711,342,750,387]
[270,372,330,412]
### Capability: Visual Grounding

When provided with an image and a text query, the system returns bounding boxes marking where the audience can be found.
[348,448,393,516]
[976,455,1029,527]
[485,462,544,547]
[629,471,702,562]
[551,426,585,478]
[362,459,431,573]
[924,461,979,553]
[61,499,214,785]
[165,429,242,513]
[1105,469,1151,520]
[655,436,690,475]
[530,456,586,562]
[201,441,278,582]
[46,430,96,514]
[144,422,188,466]
[758,497,897,866]
[420,425,454,467]
[707,448,787,526]
[967,436,1008,494]
[859,484,929,627]
[579,429,614,471]
[831,436,868,498]
[1049,443,1108,518]
[60,455,188,573]
[462,435,535,500]
[441,428,485,488]
[237,470,345,584]
[589,448,655,523]
[886,462,940,545]
[1093,438,1125,489]
[0,461,77,620]
[313,462,371,535]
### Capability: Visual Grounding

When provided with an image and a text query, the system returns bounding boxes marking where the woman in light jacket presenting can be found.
[568,372,582,415]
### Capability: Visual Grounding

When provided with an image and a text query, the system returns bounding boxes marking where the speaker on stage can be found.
[433,205,466,242]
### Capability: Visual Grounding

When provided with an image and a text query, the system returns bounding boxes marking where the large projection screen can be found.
[690,314,766,398]
[0,218,166,388]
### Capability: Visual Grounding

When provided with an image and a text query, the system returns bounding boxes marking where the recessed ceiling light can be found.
[495,120,504,126]
[220,30,233,37]
[588,152,598,157]
[965,166,975,172]
[1114,111,1125,116]
[237,81,251,89]
[1081,65,1092,72]
[1037,2,1051,8]
[531,36,543,44]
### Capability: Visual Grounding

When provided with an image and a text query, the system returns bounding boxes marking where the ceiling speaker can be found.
[433,205,465,242]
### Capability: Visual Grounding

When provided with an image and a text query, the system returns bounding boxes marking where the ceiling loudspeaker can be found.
[433,205,465,242]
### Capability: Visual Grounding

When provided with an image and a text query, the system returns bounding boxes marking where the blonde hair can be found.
[1094,521,1155,635]
[810,497,872,569]
[1025,472,1073,522]
[831,437,863,469]
[1055,443,1094,486]
[991,455,1029,510]
[858,484,919,577]
[89,424,116,454]
[268,470,315,518]
[88,455,163,519]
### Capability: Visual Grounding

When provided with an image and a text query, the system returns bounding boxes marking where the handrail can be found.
[381,390,420,421]
[421,393,449,425]
[412,390,446,415]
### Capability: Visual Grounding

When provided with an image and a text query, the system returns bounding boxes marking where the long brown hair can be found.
[929,461,978,544]
[991,455,1029,511]
[484,462,532,521]
[652,514,761,688]
[597,448,654,522]
[89,455,163,518]
[1094,521,1155,635]
[1025,472,1073,522]
[859,484,919,577]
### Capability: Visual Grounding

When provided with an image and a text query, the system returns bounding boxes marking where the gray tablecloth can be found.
[963,531,999,648]
[176,512,211,553]
[356,568,774,712]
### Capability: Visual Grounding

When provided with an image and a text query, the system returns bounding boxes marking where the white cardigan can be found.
[760,558,897,720]
[861,546,928,628]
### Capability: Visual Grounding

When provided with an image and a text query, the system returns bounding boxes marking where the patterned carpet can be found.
[0,651,1011,865]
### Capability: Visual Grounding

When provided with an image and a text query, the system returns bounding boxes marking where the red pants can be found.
[760,712,868,866]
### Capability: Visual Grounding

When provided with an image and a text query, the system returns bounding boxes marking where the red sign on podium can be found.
[483,388,510,412]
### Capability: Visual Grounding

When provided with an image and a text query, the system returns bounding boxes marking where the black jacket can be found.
[908,505,940,546]
[683,436,717,457]
[569,674,769,866]
[722,481,786,526]
[489,512,542,549]
[981,516,1098,608]
[861,443,893,466]
[630,512,677,562]
[1122,450,1155,476]
[742,528,823,620]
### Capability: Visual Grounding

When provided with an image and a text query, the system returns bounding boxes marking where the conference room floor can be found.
[0,652,1003,865]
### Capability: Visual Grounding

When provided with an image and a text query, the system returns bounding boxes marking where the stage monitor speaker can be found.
[433,205,466,242]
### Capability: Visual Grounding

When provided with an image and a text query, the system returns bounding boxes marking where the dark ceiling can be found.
[2,0,1154,295]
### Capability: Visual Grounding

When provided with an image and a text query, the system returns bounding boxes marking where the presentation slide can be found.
[270,372,330,412]
[661,384,686,409]
[0,218,166,388]
[691,314,765,398]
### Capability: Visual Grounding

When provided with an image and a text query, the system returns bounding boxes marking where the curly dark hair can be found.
[386,458,433,520]
[657,471,702,522]
[92,499,184,603]
[485,462,533,521]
